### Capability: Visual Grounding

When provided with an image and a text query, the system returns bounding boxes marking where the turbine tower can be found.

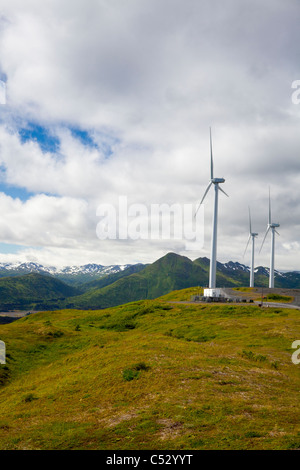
[260,189,280,288]
[196,128,228,290]
[244,207,258,288]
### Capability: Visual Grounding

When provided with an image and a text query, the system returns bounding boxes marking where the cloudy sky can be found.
[0,0,299,270]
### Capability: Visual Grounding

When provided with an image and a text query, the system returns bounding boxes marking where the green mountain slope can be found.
[63,253,300,310]
[0,273,80,311]
[81,263,147,292]
[63,253,240,309]
[0,253,299,311]
[0,295,299,450]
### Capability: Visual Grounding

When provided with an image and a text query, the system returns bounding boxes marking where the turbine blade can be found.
[218,186,229,197]
[195,181,213,216]
[268,187,271,225]
[243,235,251,257]
[259,226,270,253]
[210,127,214,180]
[275,229,280,236]
[248,206,252,234]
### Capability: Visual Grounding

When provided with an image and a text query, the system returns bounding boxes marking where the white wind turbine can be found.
[244,207,258,288]
[196,128,228,290]
[260,188,280,288]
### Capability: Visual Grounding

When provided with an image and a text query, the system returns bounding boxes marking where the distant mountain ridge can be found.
[0,261,132,275]
[61,253,300,310]
[0,262,135,286]
[0,253,299,312]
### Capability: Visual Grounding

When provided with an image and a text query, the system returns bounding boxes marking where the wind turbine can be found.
[196,128,228,290]
[244,207,258,288]
[260,188,280,288]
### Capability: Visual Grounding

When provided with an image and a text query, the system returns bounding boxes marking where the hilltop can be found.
[0,289,299,450]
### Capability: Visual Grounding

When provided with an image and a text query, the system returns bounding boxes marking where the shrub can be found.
[122,362,150,381]
[23,393,38,403]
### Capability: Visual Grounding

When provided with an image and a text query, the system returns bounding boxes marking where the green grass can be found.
[266,294,293,303]
[233,287,254,293]
[0,290,299,450]
[158,286,203,301]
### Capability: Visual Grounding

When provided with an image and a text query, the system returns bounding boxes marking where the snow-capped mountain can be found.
[222,261,250,272]
[0,261,132,279]
[0,258,298,289]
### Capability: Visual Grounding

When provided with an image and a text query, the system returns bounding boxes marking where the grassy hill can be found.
[0,291,299,450]
[0,273,80,311]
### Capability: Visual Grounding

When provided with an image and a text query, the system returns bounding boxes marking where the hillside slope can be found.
[81,263,147,292]
[0,295,299,450]
[63,253,207,309]
[1,253,300,311]
[0,273,80,310]
[62,253,248,309]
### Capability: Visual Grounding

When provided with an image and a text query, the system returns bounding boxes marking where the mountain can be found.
[80,263,147,292]
[0,262,134,286]
[62,253,300,310]
[0,273,80,311]
[62,253,237,309]
[0,253,299,311]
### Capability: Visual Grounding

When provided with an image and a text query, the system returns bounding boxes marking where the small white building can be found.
[203,288,223,298]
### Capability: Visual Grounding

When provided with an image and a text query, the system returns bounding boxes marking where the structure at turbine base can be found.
[203,288,223,298]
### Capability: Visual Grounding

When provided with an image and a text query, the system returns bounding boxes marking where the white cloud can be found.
[0,0,299,270]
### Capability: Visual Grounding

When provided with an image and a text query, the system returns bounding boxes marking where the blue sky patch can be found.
[0,242,40,255]
[19,122,60,153]
[0,183,34,201]
[70,126,118,157]
[17,121,117,159]
[70,126,97,148]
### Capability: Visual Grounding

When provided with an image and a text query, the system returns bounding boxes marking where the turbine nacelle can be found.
[212,177,225,184]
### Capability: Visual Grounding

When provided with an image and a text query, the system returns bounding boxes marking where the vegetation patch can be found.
[0,365,10,386]
[234,287,254,293]
[23,393,39,403]
[241,350,267,363]
[266,294,293,303]
[165,327,216,343]
[122,362,151,381]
